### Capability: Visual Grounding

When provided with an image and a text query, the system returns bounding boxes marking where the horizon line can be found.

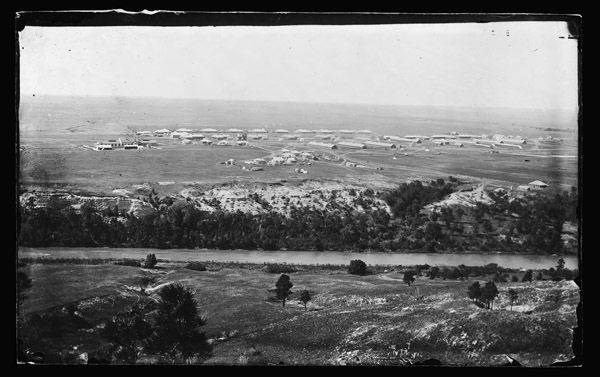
[19,92,579,114]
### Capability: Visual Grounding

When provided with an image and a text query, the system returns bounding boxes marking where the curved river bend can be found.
[19,247,578,270]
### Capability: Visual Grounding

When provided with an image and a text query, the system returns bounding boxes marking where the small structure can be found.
[337,141,366,149]
[249,128,268,133]
[236,140,248,146]
[201,138,213,145]
[123,143,140,150]
[307,141,337,149]
[528,180,549,190]
[103,138,123,148]
[364,141,397,149]
[216,140,229,146]
[212,134,229,140]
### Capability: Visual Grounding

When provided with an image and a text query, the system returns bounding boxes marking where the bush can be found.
[511,275,519,282]
[114,259,142,267]
[522,270,533,282]
[186,262,207,271]
[265,263,297,274]
[348,260,368,276]
[143,254,158,269]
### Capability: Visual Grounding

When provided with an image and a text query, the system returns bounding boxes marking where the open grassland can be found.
[19,261,579,366]
[19,137,577,195]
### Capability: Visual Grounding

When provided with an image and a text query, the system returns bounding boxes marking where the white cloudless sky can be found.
[19,22,578,111]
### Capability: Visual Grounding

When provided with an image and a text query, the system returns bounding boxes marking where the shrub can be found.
[143,254,158,269]
[186,262,207,271]
[114,259,142,267]
[403,270,416,286]
[348,260,368,276]
[428,266,440,279]
[511,275,519,282]
[522,270,533,282]
[468,281,482,303]
[265,263,297,274]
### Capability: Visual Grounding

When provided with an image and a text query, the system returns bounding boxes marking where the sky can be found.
[19,22,578,111]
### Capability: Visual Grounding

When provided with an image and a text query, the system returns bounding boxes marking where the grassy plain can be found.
[19,261,579,366]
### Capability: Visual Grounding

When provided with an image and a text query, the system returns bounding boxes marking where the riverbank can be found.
[19,247,579,270]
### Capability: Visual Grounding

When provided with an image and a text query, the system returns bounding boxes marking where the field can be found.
[18,95,578,195]
[19,261,579,366]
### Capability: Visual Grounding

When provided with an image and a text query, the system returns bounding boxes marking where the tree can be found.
[481,281,499,309]
[511,275,519,282]
[275,274,293,307]
[144,253,157,269]
[467,281,482,304]
[521,270,533,283]
[147,284,211,363]
[507,289,518,311]
[403,270,416,286]
[348,260,368,276]
[102,304,153,364]
[299,290,311,310]
[535,272,544,281]
[557,258,565,271]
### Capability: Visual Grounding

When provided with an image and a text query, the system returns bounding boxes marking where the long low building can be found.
[249,128,268,133]
[226,128,244,133]
[308,141,337,149]
[295,129,315,133]
[338,129,356,134]
[457,134,479,139]
[273,129,289,133]
[200,128,218,133]
[337,141,366,149]
[405,135,430,140]
[385,135,417,142]
[364,141,397,149]
[495,143,522,149]
[356,130,373,134]
[499,138,527,145]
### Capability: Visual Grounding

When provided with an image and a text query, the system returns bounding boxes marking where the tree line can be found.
[18,179,577,254]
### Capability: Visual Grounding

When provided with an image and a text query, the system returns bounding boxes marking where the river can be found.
[18,247,578,270]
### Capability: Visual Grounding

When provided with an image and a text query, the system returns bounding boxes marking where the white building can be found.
[201,128,218,133]
[307,141,337,149]
[227,128,244,133]
[274,129,289,133]
[528,180,549,189]
[249,128,268,133]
